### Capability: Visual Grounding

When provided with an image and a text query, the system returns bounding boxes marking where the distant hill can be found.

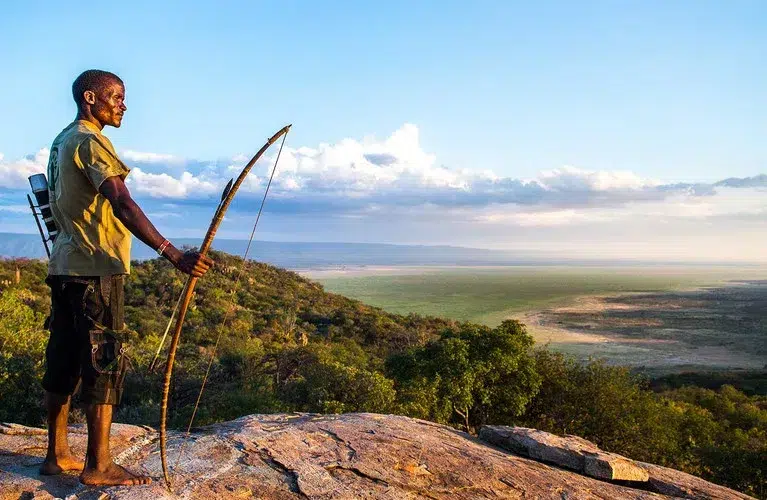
[0,232,546,269]
[0,232,749,269]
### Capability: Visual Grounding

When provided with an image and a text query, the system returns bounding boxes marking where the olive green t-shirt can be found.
[47,120,132,276]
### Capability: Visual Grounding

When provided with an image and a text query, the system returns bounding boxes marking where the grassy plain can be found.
[304,265,767,374]
[305,265,763,324]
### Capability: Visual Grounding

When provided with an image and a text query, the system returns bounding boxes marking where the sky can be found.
[1,0,766,262]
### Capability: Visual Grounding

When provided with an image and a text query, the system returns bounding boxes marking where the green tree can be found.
[387,320,541,430]
[278,343,396,414]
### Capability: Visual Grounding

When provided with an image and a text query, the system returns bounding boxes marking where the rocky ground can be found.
[0,413,752,499]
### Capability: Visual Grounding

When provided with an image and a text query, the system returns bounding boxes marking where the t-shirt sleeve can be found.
[75,136,130,190]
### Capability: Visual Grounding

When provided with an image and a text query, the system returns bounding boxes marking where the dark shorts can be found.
[42,274,130,405]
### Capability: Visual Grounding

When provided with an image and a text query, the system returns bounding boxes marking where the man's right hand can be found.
[169,250,214,277]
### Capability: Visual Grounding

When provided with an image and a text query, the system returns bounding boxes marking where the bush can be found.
[0,288,48,424]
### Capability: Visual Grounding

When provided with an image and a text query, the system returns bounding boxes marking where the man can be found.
[40,69,213,486]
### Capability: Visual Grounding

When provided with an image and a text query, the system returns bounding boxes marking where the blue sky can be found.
[1,1,766,261]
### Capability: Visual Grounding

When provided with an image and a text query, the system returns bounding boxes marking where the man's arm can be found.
[99,176,213,277]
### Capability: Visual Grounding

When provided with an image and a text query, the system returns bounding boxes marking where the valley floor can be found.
[304,266,767,375]
[514,282,767,374]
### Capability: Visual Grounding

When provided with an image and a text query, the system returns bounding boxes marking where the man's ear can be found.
[83,90,96,105]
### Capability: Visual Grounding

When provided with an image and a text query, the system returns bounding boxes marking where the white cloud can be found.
[126,168,219,198]
[474,207,617,227]
[0,148,49,189]
[0,204,30,214]
[122,150,182,164]
[146,211,181,219]
[536,165,659,191]
[265,123,483,195]
[469,186,767,229]
[2,124,766,233]
[3,127,767,263]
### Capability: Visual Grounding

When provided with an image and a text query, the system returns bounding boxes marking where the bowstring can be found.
[171,131,289,473]
[148,158,224,373]
[148,293,183,372]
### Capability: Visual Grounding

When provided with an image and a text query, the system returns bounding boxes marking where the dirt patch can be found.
[512,282,767,372]
[511,311,613,344]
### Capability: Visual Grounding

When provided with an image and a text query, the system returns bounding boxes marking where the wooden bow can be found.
[159,124,291,491]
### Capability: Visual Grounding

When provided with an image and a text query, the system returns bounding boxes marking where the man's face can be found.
[87,80,127,128]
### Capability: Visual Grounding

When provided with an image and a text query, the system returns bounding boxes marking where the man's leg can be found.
[78,402,151,485]
[40,275,84,476]
[78,276,150,486]
[39,391,84,475]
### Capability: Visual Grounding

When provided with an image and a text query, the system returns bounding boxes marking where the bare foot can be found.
[39,455,85,475]
[80,463,152,486]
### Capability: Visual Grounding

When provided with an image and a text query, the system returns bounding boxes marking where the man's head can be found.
[72,69,127,128]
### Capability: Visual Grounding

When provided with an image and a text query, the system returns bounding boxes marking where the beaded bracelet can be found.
[156,239,171,256]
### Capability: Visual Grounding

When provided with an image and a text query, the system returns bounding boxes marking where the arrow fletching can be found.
[221,178,234,202]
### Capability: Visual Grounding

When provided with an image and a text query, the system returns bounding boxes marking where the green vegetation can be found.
[386,320,541,429]
[651,370,767,396]
[519,351,766,497]
[0,255,765,497]
[311,266,753,325]
[0,286,48,424]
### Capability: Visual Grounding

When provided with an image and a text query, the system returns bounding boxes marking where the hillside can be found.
[0,253,765,497]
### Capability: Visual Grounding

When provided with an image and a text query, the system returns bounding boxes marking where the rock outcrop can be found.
[478,426,741,498]
[0,413,751,499]
[479,426,650,482]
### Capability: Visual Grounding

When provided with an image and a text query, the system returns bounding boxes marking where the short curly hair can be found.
[71,69,123,106]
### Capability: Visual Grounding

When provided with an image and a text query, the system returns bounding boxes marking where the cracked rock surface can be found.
[0,413,752,499]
